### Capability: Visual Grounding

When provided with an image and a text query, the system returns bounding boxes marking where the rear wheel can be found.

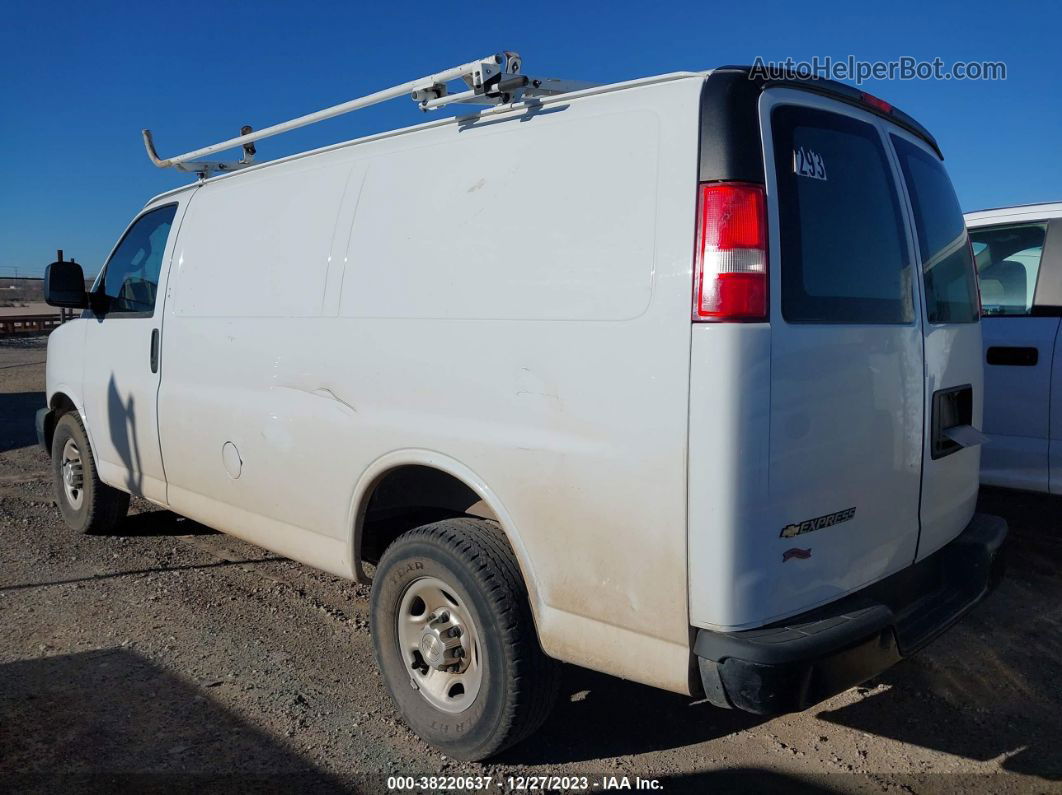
[51,413,129,534]
[370,517,558,760]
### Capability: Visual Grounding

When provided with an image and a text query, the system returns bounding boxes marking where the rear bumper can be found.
[694,512,1007,715]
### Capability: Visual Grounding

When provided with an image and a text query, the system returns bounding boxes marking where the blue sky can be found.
[1,0,1058,277]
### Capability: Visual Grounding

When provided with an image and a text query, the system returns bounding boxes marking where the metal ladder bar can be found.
[142,53,507,171]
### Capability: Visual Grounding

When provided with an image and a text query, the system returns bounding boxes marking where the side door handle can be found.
[150,328,160,374]
[986,346,1038,366]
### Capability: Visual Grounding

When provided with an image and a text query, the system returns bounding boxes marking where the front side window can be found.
[98,204,178,314]
[891,136,979,324]
[969,223,1047,316]
[772,105,913,324]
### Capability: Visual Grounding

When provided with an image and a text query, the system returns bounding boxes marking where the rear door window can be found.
[969,223,1047,315]
[772,105,913,324]
[891,136,980,323]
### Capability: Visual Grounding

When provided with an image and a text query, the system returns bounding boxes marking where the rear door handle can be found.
[150,328,160,373]
[986,346,1038,366]
[942,424,988,448]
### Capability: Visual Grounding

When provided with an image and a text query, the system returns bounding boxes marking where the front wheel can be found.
[370,517,559,760]
[51,413,129,534]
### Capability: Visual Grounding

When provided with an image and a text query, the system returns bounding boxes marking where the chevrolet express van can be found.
[38,61,1006,760]
[966,202,1062,493]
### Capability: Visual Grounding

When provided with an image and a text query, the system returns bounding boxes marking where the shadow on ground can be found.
[0,649,349,793]
[658,768,837,793]
[501,666,763,764]
[818,672,1062,780]
[978,487,1062,576]
[110,509,218,538]
[0,557,281,594]
[0,391,44,453]
[818,488,1062,782]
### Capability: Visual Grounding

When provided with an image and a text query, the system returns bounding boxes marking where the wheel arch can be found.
[347,450,543,619]
[45,389,89,458]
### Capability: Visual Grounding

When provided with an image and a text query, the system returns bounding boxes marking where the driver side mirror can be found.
[43,251,88,308]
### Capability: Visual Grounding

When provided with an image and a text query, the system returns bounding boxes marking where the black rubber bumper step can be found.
[694,513,1007,715]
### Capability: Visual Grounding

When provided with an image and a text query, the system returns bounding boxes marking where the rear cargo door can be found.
[760,89,924,610]
[888,129,983,558]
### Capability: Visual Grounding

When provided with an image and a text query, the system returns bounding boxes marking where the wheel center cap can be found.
[419,632,445,667]
[417,612,466,670]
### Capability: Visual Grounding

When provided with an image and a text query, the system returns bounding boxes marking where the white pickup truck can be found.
[967,202,1062,493]
[37,57,1006,760]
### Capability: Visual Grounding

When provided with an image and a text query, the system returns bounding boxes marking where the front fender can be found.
[40,387,92,461]
[44,318,95,456]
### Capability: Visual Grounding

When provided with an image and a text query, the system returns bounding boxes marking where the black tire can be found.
[370,517,559,761]
[51,412,129,534]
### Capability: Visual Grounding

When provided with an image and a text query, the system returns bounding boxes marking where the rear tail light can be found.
[693,182,768,322]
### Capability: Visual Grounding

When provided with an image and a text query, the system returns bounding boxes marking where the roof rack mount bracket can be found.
[142,127,256,179]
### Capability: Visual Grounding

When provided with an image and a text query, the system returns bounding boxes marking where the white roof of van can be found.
[965,201,1062,225]
[143,70,708,209]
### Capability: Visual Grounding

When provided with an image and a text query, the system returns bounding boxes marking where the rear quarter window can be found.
[772,105,914,324]
[891,135,979,324]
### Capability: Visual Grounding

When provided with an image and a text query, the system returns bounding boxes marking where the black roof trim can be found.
[698,66,942,185]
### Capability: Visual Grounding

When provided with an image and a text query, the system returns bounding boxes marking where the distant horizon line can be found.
[0,274,99,282]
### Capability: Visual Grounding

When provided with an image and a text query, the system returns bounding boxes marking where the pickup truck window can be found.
[891,136,979,324]
[98,204,178,315]
[772,105,913,324]
[970,223,1047,316]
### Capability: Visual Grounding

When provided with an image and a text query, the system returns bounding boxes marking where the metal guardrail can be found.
[0,313,66,336]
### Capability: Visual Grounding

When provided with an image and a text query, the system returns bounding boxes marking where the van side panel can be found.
[158,78,704,694]
[173,161,352,318]
[158,159,356,575]
[687,325,772,629]
[339,111,658,321]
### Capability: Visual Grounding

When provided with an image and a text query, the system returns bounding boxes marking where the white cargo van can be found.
[38,56,1006,760]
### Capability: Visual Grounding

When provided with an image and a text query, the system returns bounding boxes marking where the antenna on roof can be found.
[141,52,597,179]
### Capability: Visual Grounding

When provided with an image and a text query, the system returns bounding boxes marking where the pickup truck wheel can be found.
[51,413,129,534]
[370,517,558,761]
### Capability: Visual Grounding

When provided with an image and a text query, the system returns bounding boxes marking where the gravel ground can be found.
[1,336,1060,794]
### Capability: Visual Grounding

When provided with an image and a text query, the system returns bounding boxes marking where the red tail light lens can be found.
[693,182,768,321]
[860,92,893,114]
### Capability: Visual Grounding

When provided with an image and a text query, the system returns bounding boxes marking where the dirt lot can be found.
[0,302,53,316]
[1,336,1061,793]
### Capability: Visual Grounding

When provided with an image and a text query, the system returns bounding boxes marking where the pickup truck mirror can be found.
[43,256,88,308]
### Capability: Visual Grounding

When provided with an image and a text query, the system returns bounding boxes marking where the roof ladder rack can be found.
[142,51,597,179]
